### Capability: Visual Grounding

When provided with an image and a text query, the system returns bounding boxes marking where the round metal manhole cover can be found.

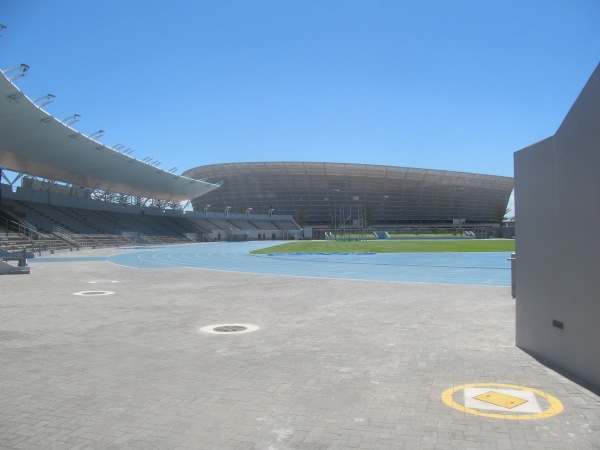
[74,291,115,297]
[199,323,259,335]
[213,325,247,333]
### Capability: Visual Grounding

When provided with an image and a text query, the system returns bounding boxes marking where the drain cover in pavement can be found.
[199,323,259,335]
[213,325,247,332]
[74,291,114,296]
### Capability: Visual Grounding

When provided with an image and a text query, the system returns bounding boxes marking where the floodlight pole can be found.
[2,64,29,81]
[89,130,105,140]
[32,94,55,107]
[61,114,80,126]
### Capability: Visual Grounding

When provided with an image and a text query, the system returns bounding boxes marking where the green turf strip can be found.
[250,239,515,254]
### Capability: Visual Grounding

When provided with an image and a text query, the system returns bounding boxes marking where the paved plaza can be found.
[1,245,599,449]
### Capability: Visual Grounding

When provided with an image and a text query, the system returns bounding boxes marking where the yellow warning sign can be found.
[441,383,564,420]
[474,390,528,409]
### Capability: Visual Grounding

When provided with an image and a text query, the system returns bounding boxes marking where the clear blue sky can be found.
[2,1,599,180]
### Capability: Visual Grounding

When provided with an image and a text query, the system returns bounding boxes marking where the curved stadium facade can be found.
[184,162,514,226]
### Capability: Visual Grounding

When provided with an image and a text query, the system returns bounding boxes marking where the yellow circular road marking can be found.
[441,383,563,420]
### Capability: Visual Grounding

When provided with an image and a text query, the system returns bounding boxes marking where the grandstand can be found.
[0,187,302,255]
[0,60,300,261]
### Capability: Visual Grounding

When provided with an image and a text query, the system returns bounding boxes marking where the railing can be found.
[1,239,50,258]
[2,216,45,239]
[52,225,80,246]
[51,227,138,249]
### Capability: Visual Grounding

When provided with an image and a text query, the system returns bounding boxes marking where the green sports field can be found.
[250,239,515,254]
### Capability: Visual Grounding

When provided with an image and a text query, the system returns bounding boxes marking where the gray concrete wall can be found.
[514,63,600,389]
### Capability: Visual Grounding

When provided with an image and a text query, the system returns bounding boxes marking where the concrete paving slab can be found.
[1,245,599,449]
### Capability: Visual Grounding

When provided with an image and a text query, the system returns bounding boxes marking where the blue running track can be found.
[98,241,511,287]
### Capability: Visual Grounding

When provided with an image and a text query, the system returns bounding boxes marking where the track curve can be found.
[105,241,511,287]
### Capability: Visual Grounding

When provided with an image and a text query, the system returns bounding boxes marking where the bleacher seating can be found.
[203,218,234,230]
[272,220,302,230]
[1,191,303,254]
[184,217,216,233]
[248,220,279,229]
[227,218,258,229]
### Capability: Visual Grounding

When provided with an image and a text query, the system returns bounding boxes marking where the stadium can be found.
[1,57,513,257]
[184,162,513,227]
[2,22,600,450]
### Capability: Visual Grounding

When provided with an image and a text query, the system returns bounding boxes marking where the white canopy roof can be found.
[0,70,218,202]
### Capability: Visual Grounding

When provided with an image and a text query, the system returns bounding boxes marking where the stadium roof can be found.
[0,68,219,202]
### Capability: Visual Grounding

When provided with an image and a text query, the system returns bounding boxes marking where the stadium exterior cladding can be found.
[183,162,514,226]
